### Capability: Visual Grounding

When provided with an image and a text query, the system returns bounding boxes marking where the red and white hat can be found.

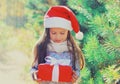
[44,6,83,40]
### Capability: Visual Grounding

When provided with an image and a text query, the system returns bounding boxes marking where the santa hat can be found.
[44,6,83,40]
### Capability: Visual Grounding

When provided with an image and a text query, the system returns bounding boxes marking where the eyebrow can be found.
[61,31,66,32]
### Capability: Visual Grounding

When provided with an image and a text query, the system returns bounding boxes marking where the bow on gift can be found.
[45,56,70,65]
[45,56,71,82]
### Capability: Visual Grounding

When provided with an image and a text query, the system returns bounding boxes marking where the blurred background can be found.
[0,0,120,84]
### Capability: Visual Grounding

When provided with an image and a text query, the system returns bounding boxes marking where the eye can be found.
[60,32,65,35]
[51,32,56,35]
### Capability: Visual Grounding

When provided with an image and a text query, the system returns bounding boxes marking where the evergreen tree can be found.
[67,0,120,84]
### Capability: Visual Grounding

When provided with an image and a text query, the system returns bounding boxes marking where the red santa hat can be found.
[44,6,83,40]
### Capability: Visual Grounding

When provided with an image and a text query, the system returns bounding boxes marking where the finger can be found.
[72,78,76,83]
[72,70,76,74]
[73,74,78,79]
[36,78,42,82]
[72,72,78,79]
[72,75,77,83]
[72,71,78,83]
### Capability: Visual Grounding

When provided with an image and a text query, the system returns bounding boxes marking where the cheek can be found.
[63,34,68,40]
[50,34,55,40]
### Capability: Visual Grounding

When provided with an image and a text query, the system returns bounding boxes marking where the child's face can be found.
[50,27,68,43]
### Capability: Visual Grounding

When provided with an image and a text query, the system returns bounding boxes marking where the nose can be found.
[55,34,62,42]
[56,34,60,39]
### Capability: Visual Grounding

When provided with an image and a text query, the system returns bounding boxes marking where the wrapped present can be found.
[37,56,73,82]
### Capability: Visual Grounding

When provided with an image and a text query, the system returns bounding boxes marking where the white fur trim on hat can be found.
[44,17,72,30]
[76,31,83,40]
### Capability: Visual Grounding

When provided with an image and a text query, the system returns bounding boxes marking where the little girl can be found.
[31,6,85,84]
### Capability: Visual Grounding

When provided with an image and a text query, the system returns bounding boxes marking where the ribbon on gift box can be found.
[45,56,70,82]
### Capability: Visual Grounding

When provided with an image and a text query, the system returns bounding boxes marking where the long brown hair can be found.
[32,28,85,70]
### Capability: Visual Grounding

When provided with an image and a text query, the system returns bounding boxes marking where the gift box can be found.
[37,56,73,82]
[37,64,72,82]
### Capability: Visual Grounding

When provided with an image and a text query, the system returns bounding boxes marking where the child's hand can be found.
[72,71,78,83]
[33,71,41,82]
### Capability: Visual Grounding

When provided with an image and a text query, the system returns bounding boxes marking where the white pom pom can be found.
[76,31,83,40]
